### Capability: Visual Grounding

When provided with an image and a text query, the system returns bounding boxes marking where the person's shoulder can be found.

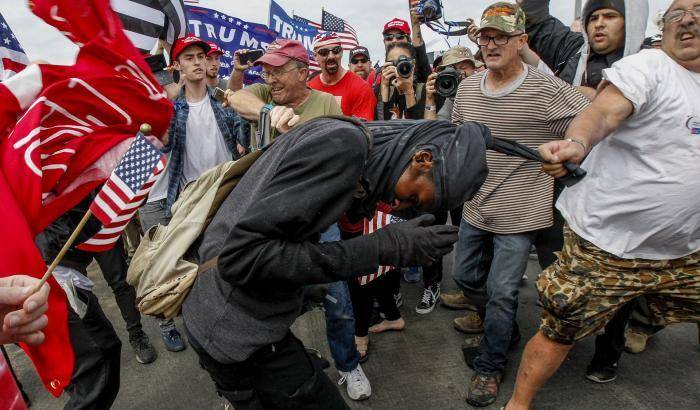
[527,66,573,91]
[456,71,484,93]
[293,118,369,158]
[307,74,322,89]
[346,71,374,92]
[616,48,669,71]
[309,88,338,103]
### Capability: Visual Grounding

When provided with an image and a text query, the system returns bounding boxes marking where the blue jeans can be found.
[452,219,533,375]
[320,224,360,373]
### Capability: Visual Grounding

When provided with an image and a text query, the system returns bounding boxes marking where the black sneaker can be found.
[585,362,618,383]
[416,284,440,314]
[129,331,157,364]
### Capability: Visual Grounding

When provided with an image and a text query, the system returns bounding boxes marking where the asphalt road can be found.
[6,256,700,409]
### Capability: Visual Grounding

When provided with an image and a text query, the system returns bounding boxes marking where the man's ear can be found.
[413,149,434,170]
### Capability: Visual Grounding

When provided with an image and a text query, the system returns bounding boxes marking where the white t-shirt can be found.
[558,50,700,260]
[146,153,170,203]
[182,96,231,184]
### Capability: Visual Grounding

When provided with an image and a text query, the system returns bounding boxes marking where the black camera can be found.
[393,55,414,78]
[416,0,443,23]
[435,66,461,98]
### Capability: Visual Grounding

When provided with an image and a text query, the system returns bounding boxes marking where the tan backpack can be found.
[126,150,263,319]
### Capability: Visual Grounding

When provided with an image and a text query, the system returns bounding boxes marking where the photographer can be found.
[425,46,482,121]
[375,43,426,120]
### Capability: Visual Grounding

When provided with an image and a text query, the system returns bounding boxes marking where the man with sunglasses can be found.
[448,3,589,406]
[519,0,654,384]
[506,1,700,407]
[348,46,375,83]
[308,33,377,122]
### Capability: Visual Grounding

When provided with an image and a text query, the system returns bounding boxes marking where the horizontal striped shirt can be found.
[452,65,589,234]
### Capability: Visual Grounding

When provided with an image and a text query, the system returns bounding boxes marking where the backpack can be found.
[126,150,264,318]
[126,115,372,319]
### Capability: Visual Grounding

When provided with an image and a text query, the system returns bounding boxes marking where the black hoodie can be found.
[182,118,488,363]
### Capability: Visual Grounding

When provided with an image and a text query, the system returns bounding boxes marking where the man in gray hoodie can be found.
[518,0,649,384]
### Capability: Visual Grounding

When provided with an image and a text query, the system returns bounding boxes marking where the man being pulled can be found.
[182,118,491,409]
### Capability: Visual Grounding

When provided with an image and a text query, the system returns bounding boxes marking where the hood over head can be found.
[362,120,489,215]
[572,0,648,85]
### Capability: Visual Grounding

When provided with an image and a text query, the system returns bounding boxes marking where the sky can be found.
[0,0,670,66]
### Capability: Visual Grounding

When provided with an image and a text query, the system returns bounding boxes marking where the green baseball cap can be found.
[439,46,484,69]
[476,2,526,34]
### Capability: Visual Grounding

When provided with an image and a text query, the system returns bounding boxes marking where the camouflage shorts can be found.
[537,226,700,344]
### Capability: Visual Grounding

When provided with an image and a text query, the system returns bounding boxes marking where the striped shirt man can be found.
[452,64,589,234]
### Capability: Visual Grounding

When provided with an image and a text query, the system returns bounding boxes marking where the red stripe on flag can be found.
[1,58,27,74]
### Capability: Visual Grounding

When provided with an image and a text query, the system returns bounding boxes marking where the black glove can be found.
[372,214,459,267]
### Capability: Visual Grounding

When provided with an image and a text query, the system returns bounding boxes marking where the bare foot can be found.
[369,317,405,334]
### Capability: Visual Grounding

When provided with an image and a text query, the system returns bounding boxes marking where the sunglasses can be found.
[383,33,408,41]
[351,57,369,64]
[316,46,342,57]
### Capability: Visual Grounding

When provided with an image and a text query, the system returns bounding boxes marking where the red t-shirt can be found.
[308,70,377,121]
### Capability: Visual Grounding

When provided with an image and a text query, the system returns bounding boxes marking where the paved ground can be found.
[7,255,700,409]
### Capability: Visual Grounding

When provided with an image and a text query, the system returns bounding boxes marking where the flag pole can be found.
[32,123,153,293]
[33,210,93,292]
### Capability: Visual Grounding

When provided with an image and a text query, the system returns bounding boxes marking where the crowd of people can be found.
[1,0,698,409]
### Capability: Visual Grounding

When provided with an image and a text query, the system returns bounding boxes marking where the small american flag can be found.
[77,133,166,252]
[321,9,359,51]
[292,14,322,72]
[0,13,30,81]
[358,210,404,286]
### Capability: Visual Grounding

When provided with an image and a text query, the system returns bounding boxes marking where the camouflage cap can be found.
[439,46,484,69]
[476,2,526,34]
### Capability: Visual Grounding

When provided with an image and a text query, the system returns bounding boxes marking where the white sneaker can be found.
[338,364,371,401]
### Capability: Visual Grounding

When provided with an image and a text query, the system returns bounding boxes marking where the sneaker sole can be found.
[348,392,371,401]
[165,344,187,353]
[135,354,157,364]
[585,374,617,384]
[453,323,484,334]
[441,302,477,311]
[415,304,436,315]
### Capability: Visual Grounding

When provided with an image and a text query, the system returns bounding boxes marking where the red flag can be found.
[0,0,173,397]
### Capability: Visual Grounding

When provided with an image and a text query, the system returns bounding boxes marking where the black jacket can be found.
[182,119,379,363]
[35,195,102,274]
[522,0,586,84]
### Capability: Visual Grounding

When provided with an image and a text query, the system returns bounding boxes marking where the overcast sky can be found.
[0,0,670,66]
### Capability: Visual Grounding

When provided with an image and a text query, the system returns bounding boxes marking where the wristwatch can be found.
[425,105,436,112]
[260,103,274,114]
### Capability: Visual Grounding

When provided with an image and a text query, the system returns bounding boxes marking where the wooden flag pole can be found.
[33,210,93,293]
[32,124,152,293]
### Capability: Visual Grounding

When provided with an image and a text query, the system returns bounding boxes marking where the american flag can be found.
[0,13,30,81]
[292,14,322,72]
[77,133,166,252]
[113,0,188,54]
[358,210,404,286]
[321,9,359,51]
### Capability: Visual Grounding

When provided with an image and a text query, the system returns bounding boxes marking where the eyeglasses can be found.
[476,33,522,47]
[316,46,342,57]
[351,57,369,64]
[260,66,300,81]
[383,33,408,41]
[663,6,700,24]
